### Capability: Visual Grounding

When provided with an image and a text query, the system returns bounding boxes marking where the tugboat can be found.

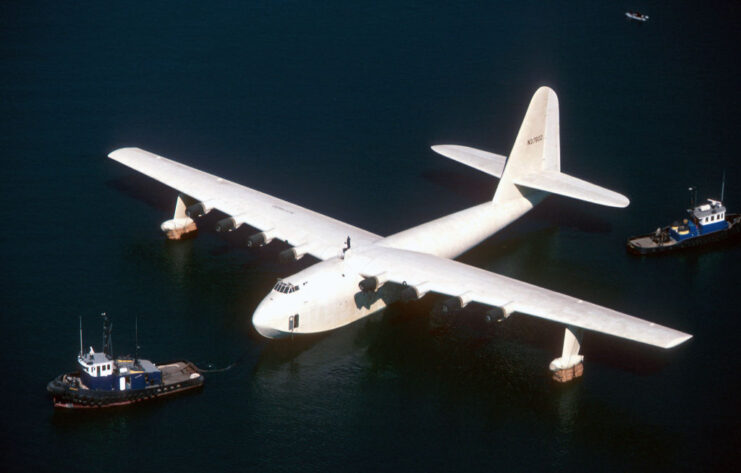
[47,313,204,408]
[627,184,741,255]
[625,11,650,22]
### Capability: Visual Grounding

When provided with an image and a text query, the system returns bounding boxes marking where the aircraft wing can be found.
[109,147,382,260]
[359,246,692,349]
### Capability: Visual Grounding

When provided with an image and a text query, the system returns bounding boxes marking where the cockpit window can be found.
[273,281,299,294]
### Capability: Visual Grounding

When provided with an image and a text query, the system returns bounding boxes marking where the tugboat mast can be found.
[134,316,139,365]
[101,312,113,357]
[79,316,83,358]
[721,171,726,202]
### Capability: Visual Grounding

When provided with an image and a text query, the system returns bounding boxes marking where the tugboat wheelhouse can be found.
[46,313,203,408]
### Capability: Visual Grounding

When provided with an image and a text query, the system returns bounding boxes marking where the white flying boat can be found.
[109,87,691,381]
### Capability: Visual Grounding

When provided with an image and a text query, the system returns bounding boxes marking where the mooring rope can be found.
[194,350,249,373]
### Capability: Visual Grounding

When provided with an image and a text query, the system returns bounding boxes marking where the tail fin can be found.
[493,87,629,208]
[493,86,560,205]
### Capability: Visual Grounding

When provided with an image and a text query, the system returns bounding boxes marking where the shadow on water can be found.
[421,168,494,203]
[247,296,685,471]
[106,174,177,214]
[458,225,561,268]
[531,198,614,235]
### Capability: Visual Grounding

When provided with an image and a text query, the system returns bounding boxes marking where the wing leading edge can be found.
[431,145,507,178]
[359,246,692,349]
[109,147,381,260]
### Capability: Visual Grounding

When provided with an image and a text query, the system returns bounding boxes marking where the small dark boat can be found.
[47,313,204,409]
[627,184,741,255]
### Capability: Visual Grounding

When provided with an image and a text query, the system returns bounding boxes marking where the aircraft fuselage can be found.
[252,194,543,338]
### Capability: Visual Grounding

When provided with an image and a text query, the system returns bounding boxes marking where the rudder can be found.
[493,86,560,204]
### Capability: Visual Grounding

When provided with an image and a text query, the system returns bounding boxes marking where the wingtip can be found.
[430,144,459,157]
[601,191,630,208]
[108,147,138,159]
[665,333,693,349]
[615,194,630,208]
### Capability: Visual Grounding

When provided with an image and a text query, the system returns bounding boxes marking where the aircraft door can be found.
[288,314,300,332]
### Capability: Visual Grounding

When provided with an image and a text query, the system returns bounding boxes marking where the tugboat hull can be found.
[47,361,203,409]
[627,213,741,255]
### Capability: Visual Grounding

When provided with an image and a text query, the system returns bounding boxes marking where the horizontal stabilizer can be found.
[431,145,506,178]
[514,170,630,208]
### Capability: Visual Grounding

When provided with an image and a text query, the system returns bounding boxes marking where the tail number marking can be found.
[527,135,543,145]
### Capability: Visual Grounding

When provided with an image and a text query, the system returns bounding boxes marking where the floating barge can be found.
[627,186,741,254]
[47,314,203,409]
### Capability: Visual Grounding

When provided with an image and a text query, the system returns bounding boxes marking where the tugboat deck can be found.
[159,362,200,384]
[628,234,678,249]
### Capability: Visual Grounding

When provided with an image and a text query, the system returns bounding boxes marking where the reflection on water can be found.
[163,238,194,283]
[552,382,581,461]
[245,300,684,471]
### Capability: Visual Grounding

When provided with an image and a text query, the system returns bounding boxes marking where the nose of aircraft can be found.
[252,296,286,339]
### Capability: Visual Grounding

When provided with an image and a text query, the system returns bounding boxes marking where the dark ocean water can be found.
[2,1,740,471]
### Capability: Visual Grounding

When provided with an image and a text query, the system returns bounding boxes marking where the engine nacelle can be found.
[400,286,419,302]
[400,282,430,302]
[441,297,463,313]
[358,273,388,293]
[247,231,274,247]
[215,217,240,233]
[484,308,504,323]
[359,276,379,293]
[279,246,307,263]
[185,202,212,218]
[485,303,514,323]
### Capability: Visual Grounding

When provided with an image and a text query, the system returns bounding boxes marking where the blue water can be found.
[2,1,740,471]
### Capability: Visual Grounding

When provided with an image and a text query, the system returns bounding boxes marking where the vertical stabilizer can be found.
[493,86,560,204]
